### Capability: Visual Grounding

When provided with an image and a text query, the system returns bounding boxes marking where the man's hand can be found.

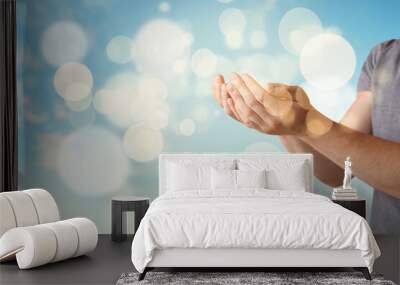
[213,74,264,132]
[213,73,333,137]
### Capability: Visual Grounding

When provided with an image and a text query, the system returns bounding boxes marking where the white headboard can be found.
[159,153,314,195]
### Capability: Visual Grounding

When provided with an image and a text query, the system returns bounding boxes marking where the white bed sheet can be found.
[131,190,380,273]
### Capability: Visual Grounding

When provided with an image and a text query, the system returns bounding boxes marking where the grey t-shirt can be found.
[357,39,400,235]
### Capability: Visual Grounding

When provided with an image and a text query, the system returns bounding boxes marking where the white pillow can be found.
[167,160,235,191]
[168,163,209,191]
[236,169,267,188]
[267,162,307,191]
[211,169,267,190]
[211,168,236,190]
[238,159,309,191]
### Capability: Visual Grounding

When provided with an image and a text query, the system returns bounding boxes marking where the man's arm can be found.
[280,91,373,188]
[215,73,400,199]
[300,117,400,199]
[280,136,344,187]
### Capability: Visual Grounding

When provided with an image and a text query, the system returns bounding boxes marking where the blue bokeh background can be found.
[16,0,400,233]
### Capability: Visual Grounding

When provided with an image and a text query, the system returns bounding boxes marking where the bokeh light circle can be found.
[106,35,133,64]
[64,82,91,102]
[95,73,137,128]
[148,108,170,129]
[278,8,322,55]
[137,75,168,100]
[224,30,244,50]
[172,59,188,74]
[300,33,356,90]
[57,127,129,195]
[191,49,218,78]
[301,82,356,121]
[93,89,115,115]
[219,8,246,34]
[38,133,64,170]
[123,125,164,162]
[250,30,268,49]
[159,2,170,12]
[65,95,92,112]
[132,19,192,80]
[93,72,169,129]
[54,63,93,101]
[102,90,135,128]
[41,21,88,66]
[305,109,333,137]
[133,75,170,129]
[179,118,196,136]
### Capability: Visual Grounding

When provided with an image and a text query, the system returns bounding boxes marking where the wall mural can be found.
[16,0,400,233]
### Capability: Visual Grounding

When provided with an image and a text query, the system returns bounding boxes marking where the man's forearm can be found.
[280,135,343,187]
[300,122,400,198]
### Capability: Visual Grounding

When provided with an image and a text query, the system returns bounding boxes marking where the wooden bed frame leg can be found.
[138,268,148,281]
[354,267,371,280]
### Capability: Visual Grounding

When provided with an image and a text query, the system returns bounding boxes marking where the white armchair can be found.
[0,189,98,269]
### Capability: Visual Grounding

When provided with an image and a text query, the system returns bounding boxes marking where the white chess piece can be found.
[343,157,352,190]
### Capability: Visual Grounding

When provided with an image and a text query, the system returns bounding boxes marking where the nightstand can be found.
[332,199,366,218]
[111,196,150,242]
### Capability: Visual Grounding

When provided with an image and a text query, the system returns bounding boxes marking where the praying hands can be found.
[212,73,333,138]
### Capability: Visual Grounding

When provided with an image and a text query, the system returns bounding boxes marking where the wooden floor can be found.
[0,235,134,285]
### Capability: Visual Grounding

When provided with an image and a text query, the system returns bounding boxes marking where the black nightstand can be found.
[332,199,366,218]
[112,196,150,242]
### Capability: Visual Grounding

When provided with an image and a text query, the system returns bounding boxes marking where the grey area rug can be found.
[116,272,396,285]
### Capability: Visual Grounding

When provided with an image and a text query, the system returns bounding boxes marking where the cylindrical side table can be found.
[111,196,150,242]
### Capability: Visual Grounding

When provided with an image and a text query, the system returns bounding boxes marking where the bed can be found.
[131,153,380,281]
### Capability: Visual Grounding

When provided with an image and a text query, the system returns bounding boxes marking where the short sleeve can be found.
[356,40,395,92]
[357,46,378,92]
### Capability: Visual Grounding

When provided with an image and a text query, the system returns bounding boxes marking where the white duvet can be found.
[131,190,380,272]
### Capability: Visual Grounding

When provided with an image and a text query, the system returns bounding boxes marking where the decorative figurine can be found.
[343,157,352,190]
